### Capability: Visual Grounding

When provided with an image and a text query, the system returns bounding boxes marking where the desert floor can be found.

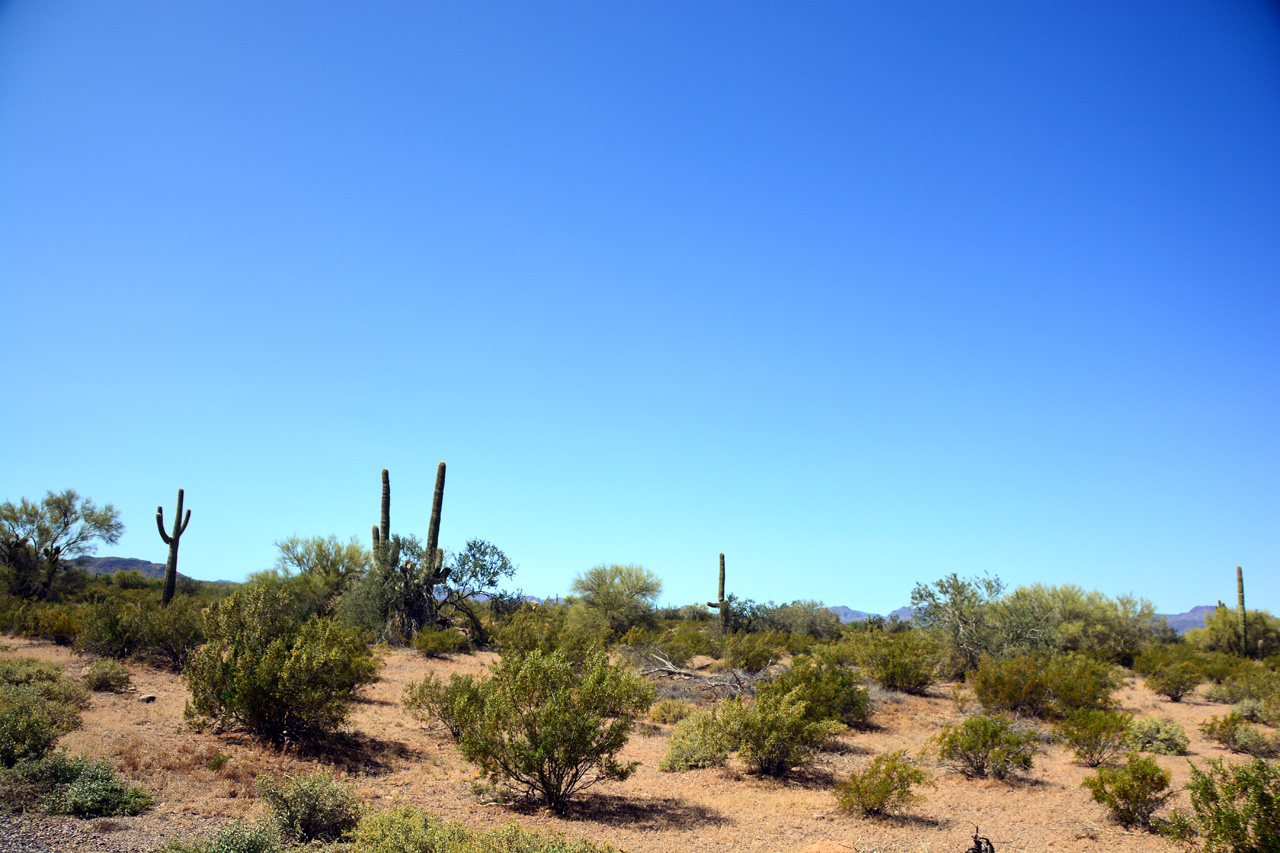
[2,637,1271,853]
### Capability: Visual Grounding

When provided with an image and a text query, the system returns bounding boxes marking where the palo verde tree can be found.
[0,489,123,600]
[569,563,662,637]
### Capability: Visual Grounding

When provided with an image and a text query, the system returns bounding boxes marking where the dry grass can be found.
[4,637,1274,853]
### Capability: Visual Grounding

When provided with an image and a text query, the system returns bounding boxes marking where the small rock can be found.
[138,694,157,703]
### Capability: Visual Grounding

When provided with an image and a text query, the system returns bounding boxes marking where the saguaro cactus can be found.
[373,468,391,569]
[425,461,447,579]
[156,488,191,607]
[1237,565,1247,657]
[707,553,730,634]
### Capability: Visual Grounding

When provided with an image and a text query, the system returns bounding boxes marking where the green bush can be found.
[1124,716,1190,756]
[761,657,870,727]
[458,648,653,813]
[720,686,844,777]
[183,586,380,745]
[1146,662,1204,702]
[78,597,206,670]
[1082,753,1172,829]
[1232,698,1280,727]
[410,626,473,658]
[113,570,150,589]
[350,805,623,853]
[0,657,64,686]
[1199,714,1280,759]
[493,603,607,667]
[0,752,150,816]
[649,699,693,725]
[970,654,1120,720]
[855,631,937,695]
[933,715,1037,780]
[402,672,482,741]
[77,599,145,659]
[1164,757,1280,853]
[658,708,731,772]
[714,631,786,674]
[84,659,131,693]
[257,768,361,845]
[834,750,934,817]
[1056,709,1133,767]
[156,821,282,853]
[1204,663,1280,707]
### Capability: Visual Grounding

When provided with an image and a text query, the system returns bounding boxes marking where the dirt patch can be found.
[3,637,1269,852]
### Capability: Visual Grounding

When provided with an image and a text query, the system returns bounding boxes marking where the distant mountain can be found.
[827,605,915,624]
[1161,605,1215,635]
[78,556,168,579]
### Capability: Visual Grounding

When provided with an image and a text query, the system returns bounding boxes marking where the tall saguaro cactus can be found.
[156,488,191,607]
[1237,565,1247,658]
[707,553,730,634]
[425,461,449,582]
[372,468,391,569]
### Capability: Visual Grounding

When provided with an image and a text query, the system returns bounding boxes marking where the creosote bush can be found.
[853,631,937,695]
[648,699,693,725]
[457,648,653,813]
[351,805,624,853]
[1124,716,1190,756]
[720,686,844,777]
[1081,753,1173,829]
[257,768,362,845]
[970,653,1120,719]
[713,631,786,674]
[183,586,380,745]
[156,821,281,853]
[1146,662,1204,702]
[402,672,482,741]
[0,752,151,816]
[1056,709,1133,767]
[659,708,731,772]
[84,659,131,693]
[410,625,473,658]
[1199,714,1280,759]
[0,659,86,768]
[762,657,871,727]
[834,750,934,817]
[932,715,1037,780]
[1164,757,1280,853]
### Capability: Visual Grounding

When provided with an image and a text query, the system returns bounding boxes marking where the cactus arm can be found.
[180,509,191,536]
[425,461,446,569]
[156,507,172,545]
[380,468,391,544]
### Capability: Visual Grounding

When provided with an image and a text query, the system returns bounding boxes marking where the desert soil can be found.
[1,637,1271,853]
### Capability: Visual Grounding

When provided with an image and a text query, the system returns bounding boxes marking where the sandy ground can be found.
[2,637,1272,853]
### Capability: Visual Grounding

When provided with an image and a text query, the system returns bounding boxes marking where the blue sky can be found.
[1,2,1277,615]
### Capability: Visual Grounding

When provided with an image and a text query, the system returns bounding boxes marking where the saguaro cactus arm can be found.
[157,488,191,607]
[425,461,447,579]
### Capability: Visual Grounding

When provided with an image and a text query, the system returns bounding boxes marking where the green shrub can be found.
[1203,662,1280,706]
[834,750,934,817]
[855,631,936,695]
[720,686,844,777]
[183,586,380,745]
[77,599,145,660]
[714,632,786,674]
[156,821,282,853]
[410,626,473,658]
[1146,662,1204,702]
[1200,714,1280,759]
[970,654,1120,720]
[33,606,82,646]
[402,672,482,741]
[1124,716,1189,755]
[761,657,870,727]
[257,768,361,845]
[1081,753,1173,829]
[649,699,693,725]
[113,570,150,589]
[458,648,653,813]
[139,597,206,671]
[658,708,731,772]
[1232,698,1280,727]
[1056,709,1133,767]
[933,715,1037,780]
[0,753,150,816]
[1164,757,1280,853]
[53,758,152,816]
[0,658,64,686]
[350,805,623,853]
[0,686,81,767]
[493,603,607,668]
[84,659,131,693]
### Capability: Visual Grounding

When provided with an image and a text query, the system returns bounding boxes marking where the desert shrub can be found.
[458,648,653,813]
[933,715,1037,780]
[652,623,715,667]
[77,599,145,659]
[402,672,482,741]
[1200,714,1280,759]
[720,686,844,777]
[0,658,64,686]
[410,625,473,658]
[761,657,870,727]
[972,653,1120,719]
[138,597,206,670]
[754,600,844,640]
[257,768,361,845]
[84,659,131,693]
[855,631,937,695]
[1146,662,1204,702]
[32,605,82,646]
[1204,663,1280,707]
[658,708,732,772]
[649,699,693,725]
[0,688,74,767]
[494,603,607,667]
[0,752,150,816]
[156,821,282,853]
[1232,698,1280,727]
[183,586,380,745]
[834,749,934,817]
[1056,709,1133,767]
[1164,757,1280,853]
[1124,716,1190,755]
[714,631,787,673]
[113,570,150,589]
[1081,753,1173,829]
[350,805,623,853]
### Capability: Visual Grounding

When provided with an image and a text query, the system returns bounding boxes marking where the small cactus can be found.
[156,488,191,607]
[707,553,730,634]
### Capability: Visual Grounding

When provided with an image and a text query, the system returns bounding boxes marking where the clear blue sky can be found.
[2,2,1277,615]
